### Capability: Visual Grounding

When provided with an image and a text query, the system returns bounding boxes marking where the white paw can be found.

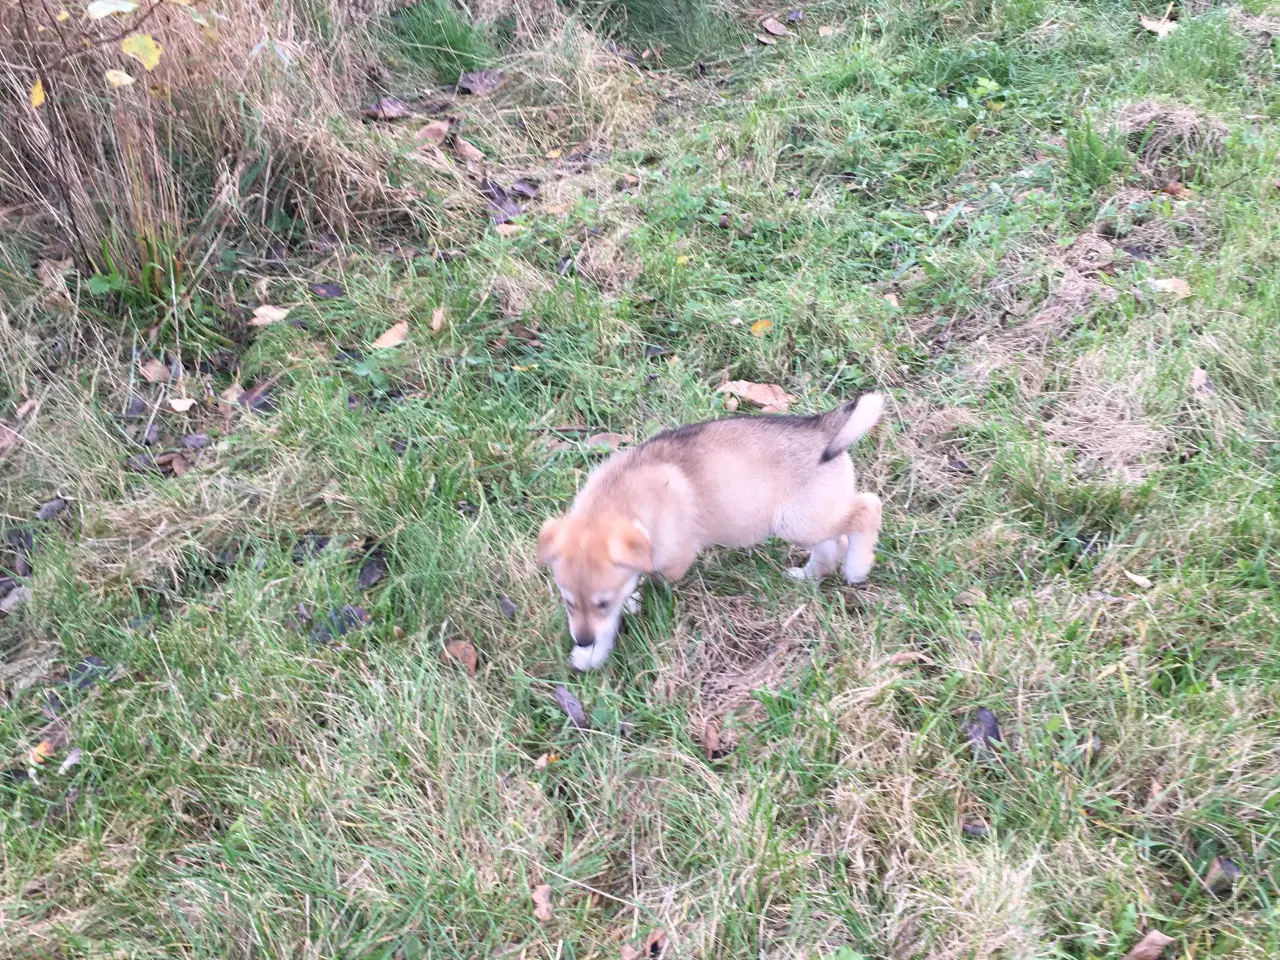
[622,590,642,615]
[844,570,869,585]
[786,566,811,581]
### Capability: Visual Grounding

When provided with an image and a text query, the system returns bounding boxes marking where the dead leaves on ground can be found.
[442,639,479,676]
[531,883,553,923]
[554,685,590,729]
[458,69,504,96]
[621,928,668,960]
[1146,277,1193,299]
[250,304,290,326]
[716,381,796,413]
[430,306,447,333]
[1122,930,1175,960]
[363,97,411,121]
[371,320,409,349]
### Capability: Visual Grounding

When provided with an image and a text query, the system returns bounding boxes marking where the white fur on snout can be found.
[570,630,616,671]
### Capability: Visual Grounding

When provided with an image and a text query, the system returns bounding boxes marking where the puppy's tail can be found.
[820,393,885,462]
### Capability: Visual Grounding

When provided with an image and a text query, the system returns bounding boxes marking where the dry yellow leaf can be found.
[105,69,135,88]
[122,33,163,72]
[1147,277,1192,299]
[430,305,447,333]
[371,320,409,349]
[250,304,290,326]
[30,78,46,109]
[168,397,197,412]
[532,884,553,923]
[750,319,772,337]
[139,358,169,382]
[818,25,836,36]
[454,137,485,163]
[494,223,523,237]
[883,293,900,308]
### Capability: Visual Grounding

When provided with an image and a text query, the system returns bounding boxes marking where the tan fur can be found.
[540,394,886,670]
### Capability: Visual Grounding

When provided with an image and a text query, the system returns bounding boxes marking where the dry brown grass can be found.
[1116,101,1228,185]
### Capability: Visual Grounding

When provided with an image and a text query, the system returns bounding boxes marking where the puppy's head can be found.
[538,513,651,670]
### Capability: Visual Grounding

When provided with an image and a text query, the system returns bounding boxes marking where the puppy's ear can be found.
[609,519,653,572]
[537,518,562,566]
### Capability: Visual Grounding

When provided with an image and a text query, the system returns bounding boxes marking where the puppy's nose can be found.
[573,631,595,648]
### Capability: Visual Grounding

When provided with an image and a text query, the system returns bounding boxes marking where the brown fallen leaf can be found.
[442,639,478,676]
[883,292,900,308]
[750,318,773,337]
[585,432,631,452]
[756,33,778,45]
[363,96,411,120]
[453,137,485,163]
[1204,856,1242,896]
[1190,366,1215,394]
[955,587,986,607]
[1121,929,1175,960]
[701,719,730,760]
[532,883,553,923]
[371,320,409,349]
[554,685,590,729]
[25,739,56,766]
[415,120,449,145]
[1161,181,1190,199]
[494,223,524,238]
[533,751,556,769]
[716,380,796,413]
[818,24,836,36]
[1147,277,1192,299]
[0,585,32,615]
[761,16,789,35]
[139,358,169,382]
[458,68,504,95]
[431,305,447,333]
[250,304,290,326]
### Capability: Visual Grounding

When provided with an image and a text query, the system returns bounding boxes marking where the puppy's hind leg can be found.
[786,536,848,581]
[841,493,883,584]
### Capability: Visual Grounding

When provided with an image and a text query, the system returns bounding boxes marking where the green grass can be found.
[3,1,1280,957]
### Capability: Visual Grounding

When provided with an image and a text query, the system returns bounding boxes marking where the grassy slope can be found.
[3,1,1280,957]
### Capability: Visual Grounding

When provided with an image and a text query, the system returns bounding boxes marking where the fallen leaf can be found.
[1204,856,1242,896]
[1147,277,1192,299]
[585,432,630,452]
[1139,14,1178,37]
[453,137,485,163]
[250,304,290,326]
[58,747,82,775]
[533,751,556,769]
[702,719,731,760]
[168,453,191,477]
[0,586,32,615]
[786,9,804,22]
[238,377,279,413]
[310,282,345,299]
[26,740,56,766]
[1161,181,1190,199]
[87,0,136,17]
[1190,367,1215,394]
[309,606,370,645]
[371,320,409,349]
[545,148,562,160]
[756,33,778,45]
[962,821,991,838]
[105,69,134,87]
[458,68,504,95]
[55,10,70,21]
[554,685,590,729]
[750,319,773,337]
[415,120,449,145]
[168,397,197,412]
[532,884,553,923]
[442,639,478,676]
[481,179,522,222]
[70,655,110,690]
[179,433,210,449]
[1121,930,1175,960]
[497,594,517,618]
[715,380,797,413]
[761,16,789,35]
[356,547,388,590]
[30,78,46,109]
[430,305,447,333]
[363,97,411,120]
[621,928,668,960]
[121,33,163,72]
[494,223,523,238]
[139,358,169,382]
[1123,569,1153,590]
[883,293,900,308]
[37,498,70,520]
[818,24,836,36]
[966,707,1003,755]
[955,587,986,607]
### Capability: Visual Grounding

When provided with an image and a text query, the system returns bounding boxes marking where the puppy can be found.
[538,393,885,670]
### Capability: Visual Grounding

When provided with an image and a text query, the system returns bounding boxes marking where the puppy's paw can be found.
[786,566,812,580]
[622,590,642,615]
